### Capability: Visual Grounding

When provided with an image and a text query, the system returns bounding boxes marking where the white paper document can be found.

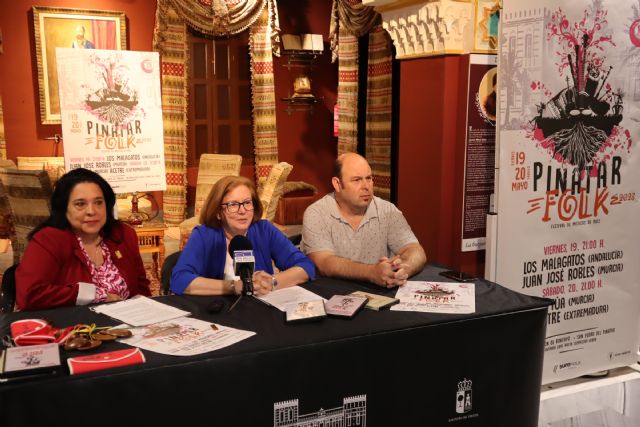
[257,287,325,312]
[391,281,476,314]
[118,317,256,356]
[90,296,191,327]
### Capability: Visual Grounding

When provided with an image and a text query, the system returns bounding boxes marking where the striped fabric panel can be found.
[365,27,393,201]
[250,8,279,186]
[154,1,188,224]
[0,96,5,160]
[0,169,52,263]
[337,30,359,155]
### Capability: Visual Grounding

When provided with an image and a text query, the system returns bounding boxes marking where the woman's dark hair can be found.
[28,168,119,240]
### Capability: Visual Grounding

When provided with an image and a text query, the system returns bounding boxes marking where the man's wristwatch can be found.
[271,275,278,291]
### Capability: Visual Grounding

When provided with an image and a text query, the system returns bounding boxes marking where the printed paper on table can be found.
[118,317,255,356]
[90,295,190,327]
[391,281,475,314]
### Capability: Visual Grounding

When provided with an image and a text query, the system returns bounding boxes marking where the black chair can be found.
[160,251,181,296]
[0,264,18,313]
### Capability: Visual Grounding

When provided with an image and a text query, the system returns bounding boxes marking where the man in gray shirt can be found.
[302,153,427,287]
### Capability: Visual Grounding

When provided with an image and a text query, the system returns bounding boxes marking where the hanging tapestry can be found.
[0,97,5,160]
[337,29,359,155]
[250,8,279,187]
[330,0,393,200]
[153,1,189,224]
[365,26,392,200]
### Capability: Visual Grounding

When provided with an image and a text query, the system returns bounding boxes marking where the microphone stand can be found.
[228,273,254,312]
[228,294,243,312]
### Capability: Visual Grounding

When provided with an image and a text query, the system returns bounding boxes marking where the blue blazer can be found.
[170,220,315,294]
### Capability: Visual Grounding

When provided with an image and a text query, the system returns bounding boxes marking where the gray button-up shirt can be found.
[302,193,418,264]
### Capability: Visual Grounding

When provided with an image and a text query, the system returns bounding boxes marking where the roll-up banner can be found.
[494,0,640,383]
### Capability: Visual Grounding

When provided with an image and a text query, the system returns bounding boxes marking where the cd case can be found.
[350,291,399,311]
[285,300,327,323]
[1,343,61,378]
[324,295,368,318]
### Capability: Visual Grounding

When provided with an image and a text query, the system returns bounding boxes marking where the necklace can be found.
[84,240,103,266]
[92,241,104,266]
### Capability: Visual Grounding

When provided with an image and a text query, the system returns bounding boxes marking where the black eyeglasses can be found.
[221,200,254,213]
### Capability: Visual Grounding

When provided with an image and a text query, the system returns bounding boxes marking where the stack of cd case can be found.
[324,295,368,318]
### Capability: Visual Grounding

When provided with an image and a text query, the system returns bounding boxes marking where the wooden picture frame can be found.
[32,7,127,125]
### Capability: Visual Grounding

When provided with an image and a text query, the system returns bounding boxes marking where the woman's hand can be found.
[106,293,123,302]
[251,271,274,296]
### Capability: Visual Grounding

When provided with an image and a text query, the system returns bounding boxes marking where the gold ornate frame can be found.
[33,7,127,124]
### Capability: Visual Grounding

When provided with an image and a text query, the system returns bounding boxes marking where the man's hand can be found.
[372,257,410,288]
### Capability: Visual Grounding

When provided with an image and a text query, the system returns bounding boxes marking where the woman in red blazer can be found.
[16,168,150,310]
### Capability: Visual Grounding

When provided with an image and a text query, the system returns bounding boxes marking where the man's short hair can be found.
[332,156,344,180]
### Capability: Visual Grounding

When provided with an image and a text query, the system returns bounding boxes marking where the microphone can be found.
[228,235,255,296]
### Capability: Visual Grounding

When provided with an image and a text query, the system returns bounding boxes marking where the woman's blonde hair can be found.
[199,175,263,228]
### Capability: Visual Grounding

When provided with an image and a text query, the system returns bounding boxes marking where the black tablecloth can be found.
[0,265,551,427]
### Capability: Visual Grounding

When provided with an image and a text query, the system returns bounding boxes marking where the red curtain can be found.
[91,21,117,49]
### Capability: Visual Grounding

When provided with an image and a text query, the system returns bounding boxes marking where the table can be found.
[0,266,551,427]
[538,364,640,426]
[133,221,166,278]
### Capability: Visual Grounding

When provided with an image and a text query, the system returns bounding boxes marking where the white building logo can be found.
[274,395,366,427]
[456,378,473,414]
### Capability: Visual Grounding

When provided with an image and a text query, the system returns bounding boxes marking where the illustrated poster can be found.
[494,0,640,383]
[56,48,166,193]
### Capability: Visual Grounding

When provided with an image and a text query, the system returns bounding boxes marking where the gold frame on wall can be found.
[33,6,127,125]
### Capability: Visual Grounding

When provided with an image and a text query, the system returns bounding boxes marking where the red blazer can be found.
[16,223,151,310]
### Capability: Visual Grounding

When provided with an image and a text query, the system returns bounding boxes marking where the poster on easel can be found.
[462,54,497,252]
[493,0,640,383]
[56,48,166,193]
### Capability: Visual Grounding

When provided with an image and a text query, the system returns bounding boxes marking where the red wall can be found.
[0,0,337,202]
[274,0,337,196]
[397,55,486,277]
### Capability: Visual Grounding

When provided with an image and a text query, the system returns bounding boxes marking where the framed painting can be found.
[33,7,127,124]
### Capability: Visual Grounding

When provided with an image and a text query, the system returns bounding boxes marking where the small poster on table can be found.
[391,282,476,314]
